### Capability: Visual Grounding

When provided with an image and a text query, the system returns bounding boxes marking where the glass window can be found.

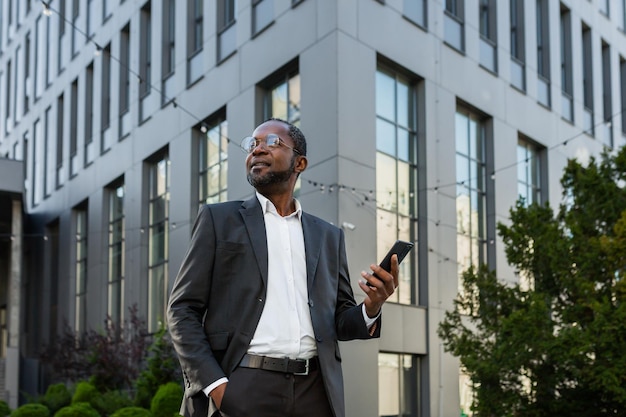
[35,15,45,100]
[58,0,66,74]
[189,0,203,54]
[517,138,544,206]
[24,32,31,114]
[620,56,626,136]
[601,41,613,148]
[600,0,609,16]
[444,0,464,51]
[44,106,53,198]
[163,0,176,77]
[479,0,497,72]
[455,108,490,282]
[75,205,88,334]
[87,0,96,38]
[140,2,152,99]
[199,115,228,205]
[536,0,551,107]
[510,0,525,90]
[252,0,273,35]
[84,62,95,166]
[264,71,301,125]
[378,353,420,417]
[71,0,80,57]
[582,24,594,135]
[148,154,170,333]
[108,182,125,330]
[375,66,418,305]
[217,0,236,62]
[120,24,131,138]
[56,93,65,188]
[187,0,203,84]
[3,60,11,135]
[404,0,426,27]
[101,44,112,151]
[70,78,78,177]
[560,5,573,122]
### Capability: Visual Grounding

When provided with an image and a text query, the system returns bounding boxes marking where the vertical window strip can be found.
[163,0,176,77]
[75,207,88,334]
[84,62,94,166]
[70,78,78,177]
[56,93,64,187]
[140,3,152,98]
[101,44,113,152]
[582,25,594,135]
[517,139,542,205]
[510,0,525,90]
[378,353,420,417]
[119,25,130,115]
[265,72,301,125]
[620,56,626,135]
[560,5,573,121]
[108,184,125,330]
[199,118,228,205]
[375,67,418,305]
[189,0,203,56]
[601,41,613,147]
[148,156,170,333]
[536,0,551,107]
[455,109,488,278]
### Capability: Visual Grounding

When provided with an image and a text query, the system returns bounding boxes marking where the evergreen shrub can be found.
[150,383,182,417]
[91,390,133,416]
[70,382,98,405]
[40,384,71,414]
[53,402,99,417]
[10,404,50,417]
[110,407,152,417]
[0,400,10,417]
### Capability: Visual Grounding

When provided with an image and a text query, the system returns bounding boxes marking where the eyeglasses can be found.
[240,134,301,155]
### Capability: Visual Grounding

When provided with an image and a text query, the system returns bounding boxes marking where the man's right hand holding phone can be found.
[359,254,399,318]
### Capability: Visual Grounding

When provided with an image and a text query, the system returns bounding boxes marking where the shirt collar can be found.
[255,191,302,220]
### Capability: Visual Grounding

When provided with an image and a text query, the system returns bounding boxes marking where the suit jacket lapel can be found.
[240,197,269,288]
[302,213,321,292]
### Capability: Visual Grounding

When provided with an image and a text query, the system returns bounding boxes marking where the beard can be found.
[247,157,296,189]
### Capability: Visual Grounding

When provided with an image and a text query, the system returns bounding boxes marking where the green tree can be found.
[438,147,626,417]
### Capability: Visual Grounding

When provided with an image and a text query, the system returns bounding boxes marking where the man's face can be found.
[245,120,301,190]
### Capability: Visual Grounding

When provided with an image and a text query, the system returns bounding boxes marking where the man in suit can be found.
[167,118,399,417]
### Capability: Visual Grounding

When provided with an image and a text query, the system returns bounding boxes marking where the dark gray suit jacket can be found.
[167,197,381,417]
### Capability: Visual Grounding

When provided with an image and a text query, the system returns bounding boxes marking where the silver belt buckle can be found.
[293,359,309,376]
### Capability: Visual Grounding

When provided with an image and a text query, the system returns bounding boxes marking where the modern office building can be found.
[1,0,625,415]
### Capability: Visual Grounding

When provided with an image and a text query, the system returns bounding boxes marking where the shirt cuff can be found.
[362,304,380,328]
[202,377,229,397]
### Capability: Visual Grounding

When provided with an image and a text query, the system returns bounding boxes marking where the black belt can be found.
[239,354,318,375]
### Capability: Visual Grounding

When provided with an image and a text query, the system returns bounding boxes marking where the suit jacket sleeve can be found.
[334,228,382,340]
[167,205,223,398]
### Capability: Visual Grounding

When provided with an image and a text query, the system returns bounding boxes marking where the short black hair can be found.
[266,118,307,156]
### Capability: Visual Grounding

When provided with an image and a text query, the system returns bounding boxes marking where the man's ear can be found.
[294,155,308,174]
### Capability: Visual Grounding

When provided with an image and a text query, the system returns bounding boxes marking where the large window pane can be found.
[376,65,419,306]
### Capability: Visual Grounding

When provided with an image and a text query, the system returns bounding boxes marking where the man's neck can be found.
[261,192,296,216]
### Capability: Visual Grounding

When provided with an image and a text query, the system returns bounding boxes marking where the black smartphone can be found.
[367,240,414,286]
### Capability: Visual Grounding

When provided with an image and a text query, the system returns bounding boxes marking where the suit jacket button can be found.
[308,299,314,307]
[258,298,263,302]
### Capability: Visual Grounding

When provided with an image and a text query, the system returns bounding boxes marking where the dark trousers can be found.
[216,366,334,417]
